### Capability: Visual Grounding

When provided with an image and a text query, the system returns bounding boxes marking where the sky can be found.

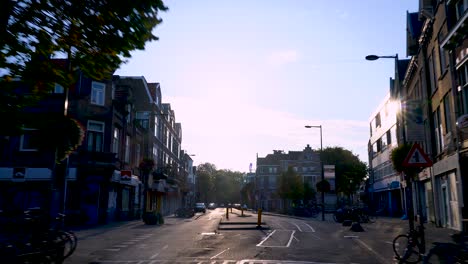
[116,0,419,172]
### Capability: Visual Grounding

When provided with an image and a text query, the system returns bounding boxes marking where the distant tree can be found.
[277,167,304,211]
[1,0,167,132]
[320,147,368,196]
[303,182,316,204]
[241,182,255,208]
[196,163,216,203]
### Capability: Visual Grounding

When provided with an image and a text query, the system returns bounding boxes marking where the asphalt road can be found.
[65,208,405,264]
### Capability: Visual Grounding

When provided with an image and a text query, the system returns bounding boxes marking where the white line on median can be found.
[292,222,303,232]
[256,230,277,246]
[210,247,230,259]
[305,223,315,232]
[286,230,296,247]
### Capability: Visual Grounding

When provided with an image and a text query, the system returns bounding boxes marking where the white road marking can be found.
[104,248,121,251]
[210,247,230,259]
[256,230,277,246]
[344,235,359,238]
[150,244,168,259]
[385,241,396,245]
[286,230,296,247]
[201,232,217,235]
[305,223,315,232]
[293,236,300,242]
[113,245,128,248]
[292,222,303,232]
[353,238,389,264]
[121,241,135,244]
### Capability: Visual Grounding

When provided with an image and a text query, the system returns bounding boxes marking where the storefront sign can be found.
[120,170,132,181]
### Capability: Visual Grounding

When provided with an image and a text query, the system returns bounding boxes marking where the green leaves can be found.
[1,0,167,120]
[390,143,419,175]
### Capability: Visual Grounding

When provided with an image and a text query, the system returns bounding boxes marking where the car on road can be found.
[207,203,216,209]
[194,203,206,213]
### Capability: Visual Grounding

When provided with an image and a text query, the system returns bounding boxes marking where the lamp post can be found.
[366,53,425,252]
[305,125,324,221]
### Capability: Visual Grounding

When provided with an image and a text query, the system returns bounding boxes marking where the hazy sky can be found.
[116,0,419,172]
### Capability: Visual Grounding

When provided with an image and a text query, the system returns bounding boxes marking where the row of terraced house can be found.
[0,63,197,226]
[368,0,468,231]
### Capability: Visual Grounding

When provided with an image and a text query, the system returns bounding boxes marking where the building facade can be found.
[255,145,322,212]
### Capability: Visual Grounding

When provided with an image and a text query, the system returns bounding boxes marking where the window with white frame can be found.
[112,127,120,154]
[154,116,159,138]
[91,81,105,106]
[433,107,444,154]
[87,120,104,152]
[125,135,130,162]
[20,128,39,151]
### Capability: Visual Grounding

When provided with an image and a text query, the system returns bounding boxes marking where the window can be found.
[113,127,120,154]
[153,145,158,161]
[154,116,159,138]
[386,130,392,146]
[369,122,373,136]
[269,175,276,188]
[429,54,437,94]
[372,143,378,156]
[443,94,453,133]
[20,128,39,151]
[126,104,132,123]
[125,135,130,163]
[269,167,273,173]
[438,34,449,74]
[376,138,382,152]
[375,113,381,128]
[53,83,64,94]
[391,126,397,146]
[136,111,150,129]
[433,107,444,154]
[458,63,468,114]
[91,81,105,106]
[456,0,468,20]
[87,121,104,152]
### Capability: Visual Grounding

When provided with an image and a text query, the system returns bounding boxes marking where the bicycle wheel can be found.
[393,234,421,263]
[61,231,77,259]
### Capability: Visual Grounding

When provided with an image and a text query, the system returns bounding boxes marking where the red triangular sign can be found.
[402,143,433,167]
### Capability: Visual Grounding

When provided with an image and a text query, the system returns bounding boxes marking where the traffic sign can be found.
[402,143,433,167]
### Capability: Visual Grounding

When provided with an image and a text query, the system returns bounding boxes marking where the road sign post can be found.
[402,143,432,254]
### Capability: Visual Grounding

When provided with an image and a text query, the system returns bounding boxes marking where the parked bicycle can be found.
[423,232,468,263]
[333,205,375,223]
[0,208,78,263]
[393,225,425,263]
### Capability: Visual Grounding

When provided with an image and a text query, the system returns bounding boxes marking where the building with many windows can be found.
[255,145,322,211]
[368,92,402,216]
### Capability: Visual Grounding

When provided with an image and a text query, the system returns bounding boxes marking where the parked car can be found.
[207,203,216,209]
[233,203,241,209]
[194,203,206,213]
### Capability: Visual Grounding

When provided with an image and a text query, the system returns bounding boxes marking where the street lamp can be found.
[305,125,325,221]
[365,54,397,61]
[366,53,425,251]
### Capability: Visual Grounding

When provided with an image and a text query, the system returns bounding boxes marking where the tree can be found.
[320,147,368,197]
[241,182,255,208]
[196,163,216,203]
[390,143,418,175]
[303,183,316,203]
[1,0,167,121]
[277,166,304,211]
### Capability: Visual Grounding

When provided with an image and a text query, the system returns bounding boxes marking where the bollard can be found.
[241,208,244,217]
[257,208,262,228]
[226,207,229,219]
